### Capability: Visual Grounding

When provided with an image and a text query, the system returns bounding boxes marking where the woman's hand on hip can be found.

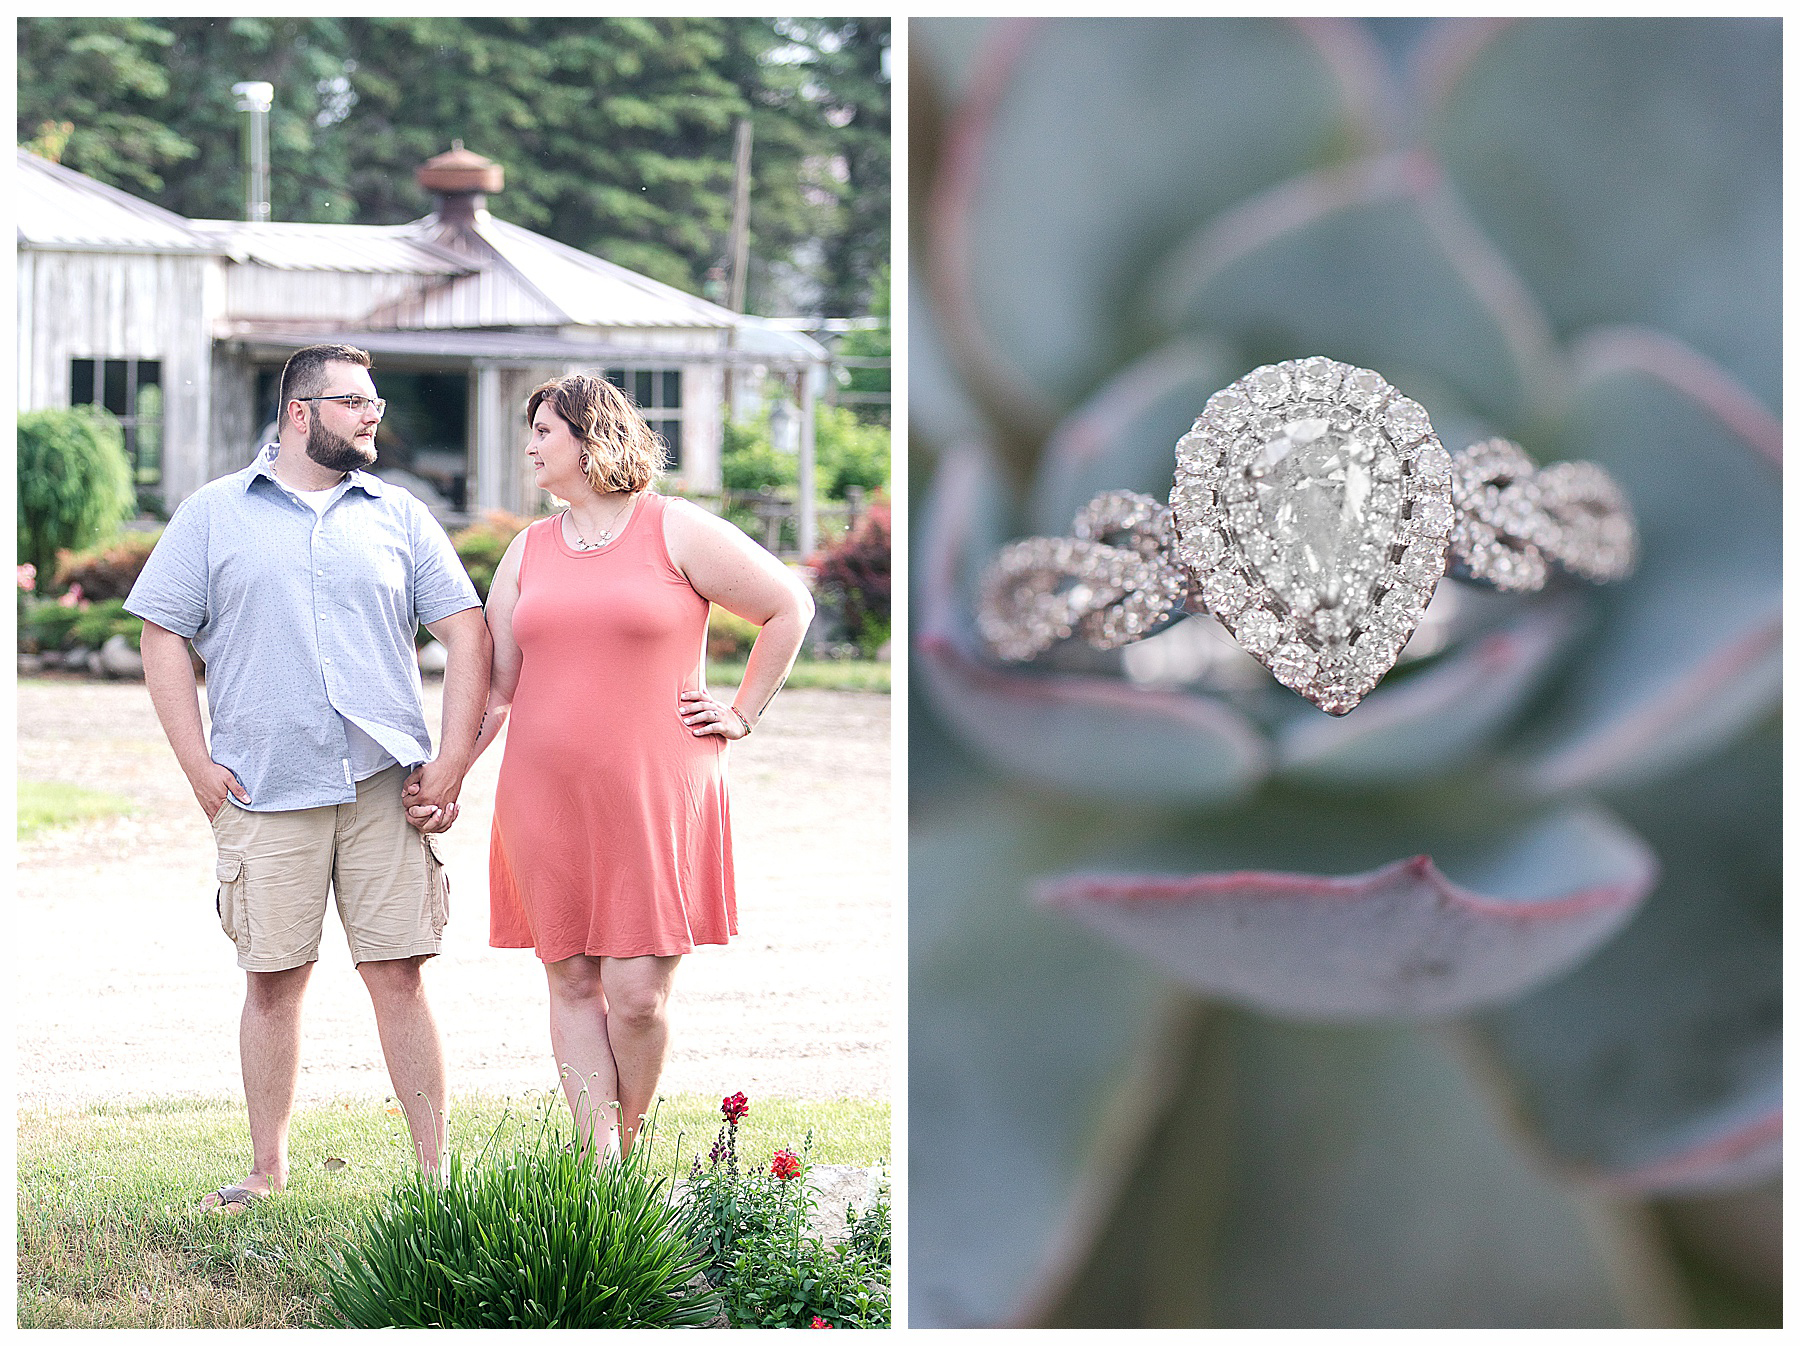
[679,689,750,739]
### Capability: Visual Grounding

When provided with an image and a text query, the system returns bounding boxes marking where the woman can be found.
[454,372,813,1157]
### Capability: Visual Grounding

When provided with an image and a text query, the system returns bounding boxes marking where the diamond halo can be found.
[1171,358,1452,714]
[973,356,1638,717]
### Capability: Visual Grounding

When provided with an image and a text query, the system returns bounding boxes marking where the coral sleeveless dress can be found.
[489,493,736,960]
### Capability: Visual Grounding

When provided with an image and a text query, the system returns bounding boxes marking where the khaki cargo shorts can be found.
[210,764,450,972]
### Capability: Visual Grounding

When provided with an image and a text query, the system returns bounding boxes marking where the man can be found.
[126,343,491,1211]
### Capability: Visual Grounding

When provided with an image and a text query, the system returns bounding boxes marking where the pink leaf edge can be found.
[917,632,1271,804]
[1588,1111,1783,1197]
[1038,827,1657,1020]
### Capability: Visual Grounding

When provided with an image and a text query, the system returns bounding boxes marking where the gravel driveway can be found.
[17,677,893,1107]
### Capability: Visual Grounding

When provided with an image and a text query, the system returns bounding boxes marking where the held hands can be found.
[402,758,466,834]
[679,690,751,739]
[195,762,251,821]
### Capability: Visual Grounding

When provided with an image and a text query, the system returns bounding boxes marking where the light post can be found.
[231,81,273,223]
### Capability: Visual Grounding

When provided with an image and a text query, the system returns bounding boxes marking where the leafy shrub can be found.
[809,501,890,652]
[721,416,797,494]
[19,599,87,653]
[707,605,763,662]
[723,407,891,502]
[18,407,137,581]
[449,511,531,603]
[844,1183,891,1265]
[719,1229,890,1329]
[814,403,890,499]
[682,1094,891,1329]
[321,1108,718,1329]
[54,529,161,601]
[67,598,141,651]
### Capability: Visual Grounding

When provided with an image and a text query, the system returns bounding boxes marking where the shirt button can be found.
[324,657,332,664]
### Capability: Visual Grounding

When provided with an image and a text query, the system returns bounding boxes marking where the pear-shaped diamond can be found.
[1170,359,1452,714]
[1250,415,1400,614]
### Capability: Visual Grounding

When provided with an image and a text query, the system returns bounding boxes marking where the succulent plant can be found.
[910,18,1778,1328]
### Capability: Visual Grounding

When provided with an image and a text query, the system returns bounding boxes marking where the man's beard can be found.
[306,422,377,473]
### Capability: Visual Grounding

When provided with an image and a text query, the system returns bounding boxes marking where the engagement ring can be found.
[977,357,1637,715]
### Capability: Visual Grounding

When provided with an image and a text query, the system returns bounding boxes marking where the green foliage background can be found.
[18,16,888,315]
[17,407,137,581]
[721,404,890,500]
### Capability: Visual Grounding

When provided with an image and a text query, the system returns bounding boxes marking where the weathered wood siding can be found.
[225,264,429,327]
[207,348,263,481]
[18,247,222,507]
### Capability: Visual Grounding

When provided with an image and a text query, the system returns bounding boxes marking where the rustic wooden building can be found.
[18,145,828,522]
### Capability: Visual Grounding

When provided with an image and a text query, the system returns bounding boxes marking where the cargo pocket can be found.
[424,835,450,935]
[216,852,246,946]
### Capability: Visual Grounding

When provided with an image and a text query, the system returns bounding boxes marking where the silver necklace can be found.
[569,493,636,550]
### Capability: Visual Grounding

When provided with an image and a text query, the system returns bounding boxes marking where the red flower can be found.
[771,1148,802,1181]
[810,1316,834,1328]
[721,1092,750,1125]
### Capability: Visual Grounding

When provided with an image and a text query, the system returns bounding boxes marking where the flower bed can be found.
[683,1092,891,1328]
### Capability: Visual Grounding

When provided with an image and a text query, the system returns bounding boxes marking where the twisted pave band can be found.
[977,357,1638,715]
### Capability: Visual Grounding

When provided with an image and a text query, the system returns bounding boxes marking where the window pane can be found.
[604,368,626,389]
[70,359,95,405]
[103,360,130,416]
[660,369,681,408]
[136,419,163,484]
[137,360,162,392]
[135,383,164,484]
[659,416,681,470]
[634,371,653,408]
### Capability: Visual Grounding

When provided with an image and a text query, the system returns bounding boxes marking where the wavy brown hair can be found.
[526,372,666,494]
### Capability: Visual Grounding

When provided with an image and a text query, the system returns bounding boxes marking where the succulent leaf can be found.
[1043,1010,1683,1325]
[1039,805,1656,1019]
[911,17,1006,108]
[1518,336,1780,794]
[1276,595,1580,784]
[1474,721,1781,1194]
[909,16,1781,1326]
[1425,18,1781,410]
[918,440,1272,806]
[909,767,1171,1327]
[1028,338,1237,536]
[931,17,1380,427]
[1150,152,1556,424]
[908,272,991,451]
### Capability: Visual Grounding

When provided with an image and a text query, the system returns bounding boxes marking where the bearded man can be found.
[125,343,491,1210]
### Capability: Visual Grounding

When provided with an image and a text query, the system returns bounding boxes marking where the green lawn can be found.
[18,1092,889,1329]
[708,659,890,693]
[18,779,136,839]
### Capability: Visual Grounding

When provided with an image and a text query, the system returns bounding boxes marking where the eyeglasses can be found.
[303,394,387,418]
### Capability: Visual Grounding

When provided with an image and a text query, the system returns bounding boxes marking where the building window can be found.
[71,358,163,506]
[603,367,682,470]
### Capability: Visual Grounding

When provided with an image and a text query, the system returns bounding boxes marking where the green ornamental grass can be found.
[321,1108,719,1329]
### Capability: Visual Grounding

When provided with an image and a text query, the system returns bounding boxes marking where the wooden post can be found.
[797,365,817,559]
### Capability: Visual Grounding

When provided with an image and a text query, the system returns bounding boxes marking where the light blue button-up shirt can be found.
[126,445,481,812]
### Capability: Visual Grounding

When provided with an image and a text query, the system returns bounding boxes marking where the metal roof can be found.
[17,151,828,365]
[222,325,823,368]
[17,149,217,254]
[467,214,733,329]
[373,214,826,360]
[187,219,476,276]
